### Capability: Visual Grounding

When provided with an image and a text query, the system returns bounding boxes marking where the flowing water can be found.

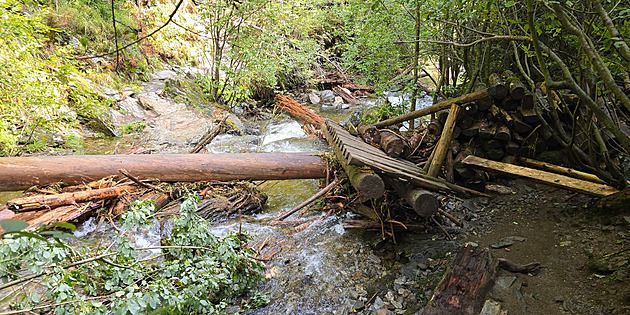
[1,94,458,314]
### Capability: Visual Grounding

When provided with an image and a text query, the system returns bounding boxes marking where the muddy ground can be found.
[426,178,630,315]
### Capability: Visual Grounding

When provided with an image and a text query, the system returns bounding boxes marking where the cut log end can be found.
[353,172,385,199]
[410,190,439,217]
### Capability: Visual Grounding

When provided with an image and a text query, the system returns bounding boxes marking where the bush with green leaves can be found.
[0,194,266,314]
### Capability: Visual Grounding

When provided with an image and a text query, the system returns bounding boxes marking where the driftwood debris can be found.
[7,186,137,212]
[276,178,342,221]
[462,155,619,197]
[332,86,358,105]
[379,130,409,158]
[357,123,381,146]
[274,94,325,130]
[0,153,327,191]
[190,115,229,153]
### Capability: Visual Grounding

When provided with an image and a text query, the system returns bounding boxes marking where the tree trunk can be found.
[275,94,325,128]
[0,153,327,191]
[7,186,137,211]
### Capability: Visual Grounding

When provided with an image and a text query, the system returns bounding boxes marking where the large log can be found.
[274,94,325,128]
[0,153,327,191]
[424,245,496,315]
[503,70,526,100]
[379,131,409,158]
[384,177,439,217]
[462,155,619,197]
[374,90,490,128]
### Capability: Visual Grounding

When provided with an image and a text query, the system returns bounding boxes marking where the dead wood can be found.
[6,186,137,212]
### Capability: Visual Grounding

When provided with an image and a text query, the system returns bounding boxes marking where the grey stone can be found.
[372,296,385,310]
[495,274,517,289]
[152,70,178,81]
[479,299,502,315]
[319,90,335,102]
[491,236,526,249]
[353,299,365,311]
[308,92,321,105]
[117,97,153,120]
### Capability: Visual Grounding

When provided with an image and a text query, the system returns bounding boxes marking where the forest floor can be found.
[461,179,630,315]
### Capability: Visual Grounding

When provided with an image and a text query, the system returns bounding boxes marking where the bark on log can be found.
[489,105,513,126]
[424,245,496,315]
[462,155,619,197]
[488,73,508,99]
[500,96,519,111]
[520,107,539,124]
[0,153,327,191]
[427,104,462,178]
[374,90,490,128]
[384,177,439,217]
[274,94,325,128]
[357,123,381,146]
[7,186,137,211]
[14,202,104,231]
[379,131,409,158]
[342,82,374,93]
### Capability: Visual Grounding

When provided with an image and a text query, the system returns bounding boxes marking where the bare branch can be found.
[394,35,531,47]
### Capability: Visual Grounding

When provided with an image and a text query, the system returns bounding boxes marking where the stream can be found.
[0,87,458,314]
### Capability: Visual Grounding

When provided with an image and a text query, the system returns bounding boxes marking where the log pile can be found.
[369,72,619,195]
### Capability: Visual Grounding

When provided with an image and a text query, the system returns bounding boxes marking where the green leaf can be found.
[0,219,29,233]
[49,222,77,232]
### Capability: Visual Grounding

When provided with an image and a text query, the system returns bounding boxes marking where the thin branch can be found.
[111,0,119,70]
[74,0,185,60]
[276,177,343,221]
[394,35,531,47]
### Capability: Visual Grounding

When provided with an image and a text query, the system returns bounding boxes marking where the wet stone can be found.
[480,299,502,315]
[491,236,526,249]
[352,299,365,311]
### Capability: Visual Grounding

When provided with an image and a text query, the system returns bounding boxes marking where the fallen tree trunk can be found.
[332,86,358,105]
[424,245,496,315]
[7,186,137,211]
[274,94,325,129]
[462,155,619,197]
[0,153,327,191]
[374,90,490,128]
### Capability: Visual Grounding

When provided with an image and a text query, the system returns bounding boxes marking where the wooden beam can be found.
[0,153,327,191]
[519,157,606,184]
[374,90,490,128]
[427,104,462,178]
[462,155,619,197]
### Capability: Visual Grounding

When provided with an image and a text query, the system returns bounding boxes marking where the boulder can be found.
[308,92,321,105]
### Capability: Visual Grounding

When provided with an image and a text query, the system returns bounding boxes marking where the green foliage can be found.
[0,195,265,314]
[120,121,147,134]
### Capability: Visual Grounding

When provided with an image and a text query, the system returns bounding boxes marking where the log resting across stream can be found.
[0,153,327,191]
